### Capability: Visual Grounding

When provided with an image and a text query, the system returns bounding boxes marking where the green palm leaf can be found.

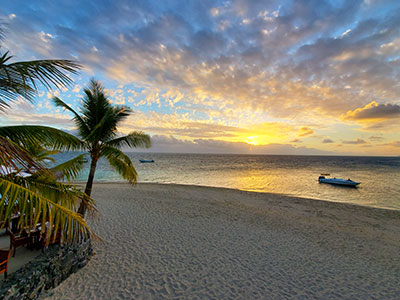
[105,131,151,149]
[0,51,81,110]
[0,136,43,172]
[50,153,88,181]
[53,97,91,138]
[101,146,138,184]
[0,175,92,244]
[24,143,58,164]
[0,125,84,151]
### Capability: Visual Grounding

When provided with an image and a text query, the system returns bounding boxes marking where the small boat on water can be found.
[139,159,155,163]
[318,175,360,187]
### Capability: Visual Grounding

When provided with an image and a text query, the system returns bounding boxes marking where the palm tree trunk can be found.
[78,156,98,216]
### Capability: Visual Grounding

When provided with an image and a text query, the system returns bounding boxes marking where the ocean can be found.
[54,153,400,210]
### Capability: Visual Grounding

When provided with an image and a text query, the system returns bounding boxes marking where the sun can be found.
[245,136,259,146]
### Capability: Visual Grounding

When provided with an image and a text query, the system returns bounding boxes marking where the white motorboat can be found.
[318,175,360,187]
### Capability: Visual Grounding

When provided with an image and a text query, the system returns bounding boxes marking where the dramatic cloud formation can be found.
[0,0,399,155]
[343,101,400,121]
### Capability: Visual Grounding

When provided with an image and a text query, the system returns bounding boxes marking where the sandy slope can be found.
[45,183,400,299]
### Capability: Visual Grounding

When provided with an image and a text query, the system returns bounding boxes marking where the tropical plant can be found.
[53,79,151,215]
[0,131,94,243]
[0,53,80,110]
[0,27,93,243]
[0,125,88,180]
[24,143,58,164]
[0,169,93,243]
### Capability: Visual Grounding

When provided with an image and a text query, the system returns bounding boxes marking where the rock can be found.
[0,239,92,300]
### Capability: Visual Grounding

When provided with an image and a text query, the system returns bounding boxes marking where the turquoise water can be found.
[53,153,400,210]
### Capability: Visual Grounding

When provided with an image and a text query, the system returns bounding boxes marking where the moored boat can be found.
[139,159,155,163]
[318,175,360,187]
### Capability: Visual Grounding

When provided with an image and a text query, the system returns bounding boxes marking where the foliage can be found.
[0,51,80,110]
[0,27,91,243]
[53,79,151,215]
[0,171,93,243]
[0,125,84,152]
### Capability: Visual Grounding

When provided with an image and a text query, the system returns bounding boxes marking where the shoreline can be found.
[45,182,400,299]
[74,180,400,212]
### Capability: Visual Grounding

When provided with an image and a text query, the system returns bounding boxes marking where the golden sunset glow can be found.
[245,136,260,146]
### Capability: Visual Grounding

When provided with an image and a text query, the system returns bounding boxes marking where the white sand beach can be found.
[45,183,400,299]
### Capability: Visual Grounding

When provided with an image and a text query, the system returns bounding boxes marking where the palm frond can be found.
[24,142,58,164]
[84,110,111,143]
[99,106,131,142]
[0,52,81,110]
[0,136,43,171]
[0,125,84,151]
[50,153,88,181]
[0,175,92,243]
[101,146,138,184]
[52,97,90,137]
[105,131,151,149]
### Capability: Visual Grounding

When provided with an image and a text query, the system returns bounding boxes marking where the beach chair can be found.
[10,230,31,257]
[0,235,12,278]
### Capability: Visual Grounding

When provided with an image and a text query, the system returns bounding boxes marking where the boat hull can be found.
[139,159,154,163]
[319,178,360,187]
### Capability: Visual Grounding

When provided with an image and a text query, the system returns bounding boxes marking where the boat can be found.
[318,175,360,187]
[139,159,155,163]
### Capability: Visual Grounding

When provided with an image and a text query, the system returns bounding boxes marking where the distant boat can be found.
[139,159,155,163]
[318,175,360,187]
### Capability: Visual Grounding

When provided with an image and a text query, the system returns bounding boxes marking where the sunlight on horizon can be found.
[245,136,260,146]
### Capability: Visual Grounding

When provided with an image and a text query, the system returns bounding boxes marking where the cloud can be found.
[342,138,367,145]
[369,135,384,141]
[132,135,334,155]
[290,139,302,143]
[47,90,59,99]
[343,101,400,121]
[383,141,400,147]
[4,0,400,124]
[298,127,314,137]
[72,85,82,93]
[0,98,74,128]
[322,138,334,143]
[119,110,297,145]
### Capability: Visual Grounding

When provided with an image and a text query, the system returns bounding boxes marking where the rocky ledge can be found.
[0,239,92,300]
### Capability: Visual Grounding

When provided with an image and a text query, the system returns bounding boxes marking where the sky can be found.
[0,0,399,156]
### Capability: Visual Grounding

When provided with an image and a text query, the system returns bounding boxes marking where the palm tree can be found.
[0,27,93,242]
[53,79,151,216]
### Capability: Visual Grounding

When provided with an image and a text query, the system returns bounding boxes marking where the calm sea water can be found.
[54,153,400,210]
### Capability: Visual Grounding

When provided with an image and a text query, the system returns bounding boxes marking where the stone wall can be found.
[0,239,92,300]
